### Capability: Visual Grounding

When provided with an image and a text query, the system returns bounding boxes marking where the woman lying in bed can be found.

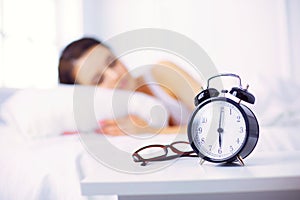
[58,37,202,136]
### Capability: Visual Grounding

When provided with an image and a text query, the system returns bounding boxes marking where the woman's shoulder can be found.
[151,61,202,93]
[148,60,203,110]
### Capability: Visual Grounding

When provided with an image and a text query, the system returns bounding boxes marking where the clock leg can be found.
[237,155,245,166]
[199,158,205,165]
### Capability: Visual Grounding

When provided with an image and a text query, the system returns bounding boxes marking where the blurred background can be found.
[0,0,299,89]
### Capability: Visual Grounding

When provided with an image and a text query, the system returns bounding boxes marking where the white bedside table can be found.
[80,150,300,200]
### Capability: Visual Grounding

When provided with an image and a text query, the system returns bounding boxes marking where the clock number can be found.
[236,138,240,144]
[218,148,222,154]
[201,137,205,144]
[201,117,207,123]
[239,127,244,133]
[237,115,241,122]
[229,145,234,152]
[208,145,213,151]
[197,127,202,134]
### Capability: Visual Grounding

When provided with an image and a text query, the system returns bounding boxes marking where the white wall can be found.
[286,0,300,81]
[83,0,292,89]
[0,0,59,88]
[0,0,84,88]
[1,0,298,88]
[56,0,84,50]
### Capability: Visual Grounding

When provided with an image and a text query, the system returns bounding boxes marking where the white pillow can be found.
[0,85,168,138]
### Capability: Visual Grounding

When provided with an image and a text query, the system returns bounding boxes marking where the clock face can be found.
[190,98,247,162]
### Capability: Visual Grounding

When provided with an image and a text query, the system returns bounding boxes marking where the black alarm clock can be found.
[187,73,259,165]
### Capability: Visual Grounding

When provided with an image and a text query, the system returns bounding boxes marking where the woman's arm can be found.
[97,61,203,136]
[96,115,187,136]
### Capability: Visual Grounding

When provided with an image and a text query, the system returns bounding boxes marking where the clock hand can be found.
[217,106,225,148]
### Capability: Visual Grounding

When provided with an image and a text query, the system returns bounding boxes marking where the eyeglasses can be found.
[132,141,198,166]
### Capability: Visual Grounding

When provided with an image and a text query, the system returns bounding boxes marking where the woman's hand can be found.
[96,115,155,136]
[95,115,187,136]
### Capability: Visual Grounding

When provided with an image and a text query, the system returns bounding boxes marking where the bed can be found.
[0,77,300,199]
[0,85,170,200]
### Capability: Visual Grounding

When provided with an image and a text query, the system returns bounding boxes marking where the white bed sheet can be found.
[0,119,188,200]
[0,125,86,200]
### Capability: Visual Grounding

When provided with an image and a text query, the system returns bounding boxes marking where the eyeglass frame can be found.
[132,141,198,166]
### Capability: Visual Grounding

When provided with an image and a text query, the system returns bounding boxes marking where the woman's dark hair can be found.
[58,37,101,84]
